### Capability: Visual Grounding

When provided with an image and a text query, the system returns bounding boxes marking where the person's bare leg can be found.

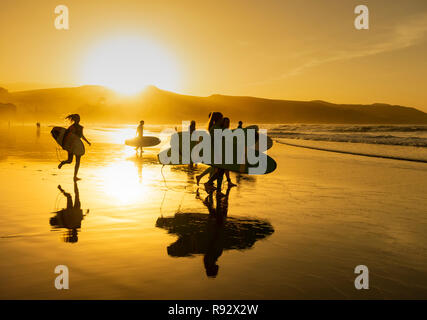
[196,167,213,185]
[216,170,225,194]
[204,168,223,193]
[58,152,73,169]
[74,155,81,181]
[225,170,236,187]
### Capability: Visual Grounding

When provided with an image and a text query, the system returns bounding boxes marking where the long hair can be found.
[222,117,230,129]
[66,114,80,123]
[207,112,223,131]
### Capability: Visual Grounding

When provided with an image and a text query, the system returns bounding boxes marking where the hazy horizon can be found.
[2,84,427,125]
[2,83,427,114]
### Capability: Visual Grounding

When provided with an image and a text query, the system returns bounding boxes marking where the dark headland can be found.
[1,85,426,124]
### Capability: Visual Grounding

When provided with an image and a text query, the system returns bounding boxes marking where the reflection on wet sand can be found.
[127,153,159,182]
[170,164,204,187]
[235,172,256,184]
[156,187,274,278]
[50,181,89,243]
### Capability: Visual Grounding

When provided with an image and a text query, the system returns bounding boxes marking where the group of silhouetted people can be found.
[50,113,245,250]
[55,113,243,193]
[193,112,243,193]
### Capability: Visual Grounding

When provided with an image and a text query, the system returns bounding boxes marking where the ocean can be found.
[267,124,427,162]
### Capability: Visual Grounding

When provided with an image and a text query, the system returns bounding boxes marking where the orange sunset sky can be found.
[0,0,426,111]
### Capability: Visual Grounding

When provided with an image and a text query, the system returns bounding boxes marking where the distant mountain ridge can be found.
[1,85,426,124]
[0,102,16,119]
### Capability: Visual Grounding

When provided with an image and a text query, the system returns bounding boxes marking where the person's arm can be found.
[82,134,91,146]
[79,126,91,145]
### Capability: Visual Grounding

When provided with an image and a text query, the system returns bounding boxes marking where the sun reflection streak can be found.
[98,161,149,205]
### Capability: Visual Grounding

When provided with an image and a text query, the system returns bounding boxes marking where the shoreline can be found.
[276,139,427,163]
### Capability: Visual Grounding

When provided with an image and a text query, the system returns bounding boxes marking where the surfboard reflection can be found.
[126,153,158,183]
[156,187,274,278]
[49,181,89,243]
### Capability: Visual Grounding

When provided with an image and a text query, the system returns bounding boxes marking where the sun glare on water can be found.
[81,36,180,95]
[99,161,152,205]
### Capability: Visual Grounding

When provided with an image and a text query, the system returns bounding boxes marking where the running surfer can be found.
[58,114,91,181]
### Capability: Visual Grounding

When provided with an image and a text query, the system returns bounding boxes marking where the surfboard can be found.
[158,146,276,174]
[244,125,273,152]
[125,136,161,148]
[51,127,85,156]
[157,128,276,174]
[168,127,272,152]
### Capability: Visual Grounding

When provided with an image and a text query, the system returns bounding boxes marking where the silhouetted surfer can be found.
[58,114,91,181]
[189,120,196,134]
[237,121,243,129]
[136,120,144,155]
[196,112,223,186]
[198,115,236,192]
[207,112,223,131]
[189,120,197,168]
[221,117,236,187]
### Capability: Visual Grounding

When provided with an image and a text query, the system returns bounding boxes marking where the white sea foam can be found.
[269,124,427,147]
[267,124,427,162]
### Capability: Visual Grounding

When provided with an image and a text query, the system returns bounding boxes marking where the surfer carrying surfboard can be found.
[57,114,91,181]
[137,120,144,137]
[196,113,236,191]
[195,112,223,186]
[203,117,237,193]
[136,120,144,155]
[215,117,236,187]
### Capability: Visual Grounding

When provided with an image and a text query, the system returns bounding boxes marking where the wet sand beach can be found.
[0,124,426,299]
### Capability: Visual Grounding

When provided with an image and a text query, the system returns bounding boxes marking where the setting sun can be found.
[81,36,180,95]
